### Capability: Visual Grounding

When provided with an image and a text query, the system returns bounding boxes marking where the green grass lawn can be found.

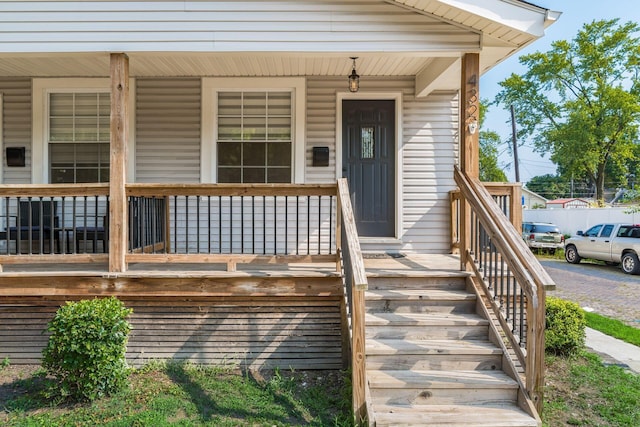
[544,351,640,427]
[585,311,640,347]
[0,361,353,427]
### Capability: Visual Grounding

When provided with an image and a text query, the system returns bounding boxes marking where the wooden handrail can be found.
[454,167,549,413]
[337,179,367,289]
[336,178,368,424]
[126,183,337,197]
[0,184,109,197]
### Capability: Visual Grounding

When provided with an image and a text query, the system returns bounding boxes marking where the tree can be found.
[479,101,508,182]
[525,174,570,200]
[495,19,640,202]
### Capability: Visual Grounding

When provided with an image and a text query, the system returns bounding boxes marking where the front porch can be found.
[0,252,458,367]
[0,178,550,425]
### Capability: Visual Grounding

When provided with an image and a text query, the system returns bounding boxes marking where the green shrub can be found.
[42,296,133,401]
[545,296,586,356]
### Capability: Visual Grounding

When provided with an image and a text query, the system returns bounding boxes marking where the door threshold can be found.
[359,237,402,245]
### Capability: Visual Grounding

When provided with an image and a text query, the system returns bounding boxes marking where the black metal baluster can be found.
[229,196,233,254]
[173,195,178,253]
[285,196,288,255]
[218,195,222,254]
[296,196,299,255]
[512,278,517,335]
[505,271,511,324]
[196,195,201,253]
[520,286,525,346]
[307,195,311,255]
[208,196,212,254]
[318,196,322,255]
[241,196,245,254]
[3,197,9,254]
[273,196,277,255]
[185,196,190,254]
[499,256,505,303]
[329,195,333,255]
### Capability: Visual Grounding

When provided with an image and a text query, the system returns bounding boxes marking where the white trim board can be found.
[201,77,306,184]
[31,78,136,184]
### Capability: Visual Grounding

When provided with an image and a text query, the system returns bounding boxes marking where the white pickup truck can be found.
[564,223,640,275]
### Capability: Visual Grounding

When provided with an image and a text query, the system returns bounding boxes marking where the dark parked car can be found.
[522,222,564,253]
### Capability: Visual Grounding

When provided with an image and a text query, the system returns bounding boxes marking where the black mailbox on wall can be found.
[6,147,25,167]
[312,146,329,167]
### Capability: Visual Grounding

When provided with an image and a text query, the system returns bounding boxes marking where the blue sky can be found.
[481,0,640,184]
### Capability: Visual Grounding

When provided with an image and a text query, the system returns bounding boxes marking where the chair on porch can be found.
[74,215,108,253]
[1,200,60,253]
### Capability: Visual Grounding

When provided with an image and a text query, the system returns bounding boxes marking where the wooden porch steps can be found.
[373,404,539,427]
[365,273,539,427]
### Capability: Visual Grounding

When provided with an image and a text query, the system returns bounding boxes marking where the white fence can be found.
[523,207,640,236]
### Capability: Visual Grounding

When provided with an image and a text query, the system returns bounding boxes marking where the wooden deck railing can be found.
[450,182,522,253]
[452,167,553,413]
[125,183,338,271]
[336,178,369,425]
[0,184,110,266]
[0,183,341,271]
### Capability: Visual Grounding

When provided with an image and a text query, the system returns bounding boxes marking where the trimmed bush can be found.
[42,296,133,401]
[545,296,586,356]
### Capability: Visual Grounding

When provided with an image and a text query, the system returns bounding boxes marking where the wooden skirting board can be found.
[0,275,346,369]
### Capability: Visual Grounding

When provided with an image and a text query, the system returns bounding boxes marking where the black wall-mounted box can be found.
[6,147,25,167]
[312,146,329,167]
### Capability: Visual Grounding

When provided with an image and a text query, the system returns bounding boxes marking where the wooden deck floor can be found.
[0,253,462,277]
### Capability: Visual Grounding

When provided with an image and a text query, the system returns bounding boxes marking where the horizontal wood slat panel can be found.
[0,279,345,369]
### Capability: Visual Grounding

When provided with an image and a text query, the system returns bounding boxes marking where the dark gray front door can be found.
[342,100,395,237]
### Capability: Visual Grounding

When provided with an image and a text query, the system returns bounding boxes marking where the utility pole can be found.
[510,105,520,182]
[571,174,574,198]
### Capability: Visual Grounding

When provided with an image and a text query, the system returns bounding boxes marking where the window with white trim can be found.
[49,92,110,183]
[217,91,292,183]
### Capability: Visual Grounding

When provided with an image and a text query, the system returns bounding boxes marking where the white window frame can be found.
[201,77,305,184]
[32,78,136,184]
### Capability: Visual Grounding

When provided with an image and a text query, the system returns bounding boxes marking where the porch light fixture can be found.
[348,57,360,92]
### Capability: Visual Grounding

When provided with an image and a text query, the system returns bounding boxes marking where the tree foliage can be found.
[525,174,570,200]
[495,19,640,201]
[479,101,508,182]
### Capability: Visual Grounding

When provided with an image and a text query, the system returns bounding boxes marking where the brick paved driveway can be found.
[541,259,640,327]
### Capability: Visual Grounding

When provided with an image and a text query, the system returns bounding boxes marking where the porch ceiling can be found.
[0,0,559,92]
[0,52,460,88]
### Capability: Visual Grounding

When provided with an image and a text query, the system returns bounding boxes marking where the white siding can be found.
[305,77,458,253]
[0,78,32,184]
[0,1,480,54]
[402,91,458,253]
[135,78,201,183]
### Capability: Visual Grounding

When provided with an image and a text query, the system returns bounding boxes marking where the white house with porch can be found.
[0,1,559,425]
